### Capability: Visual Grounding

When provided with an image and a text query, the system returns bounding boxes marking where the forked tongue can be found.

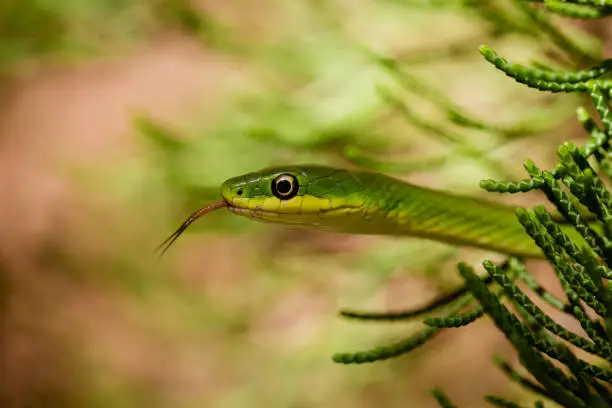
[156,201,228,256]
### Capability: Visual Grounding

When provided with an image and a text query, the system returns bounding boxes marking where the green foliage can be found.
[480,46,612,93]
[0,0,227,70]
[540,1,612,19]
[323,2,612,407]
[432,388,459,408]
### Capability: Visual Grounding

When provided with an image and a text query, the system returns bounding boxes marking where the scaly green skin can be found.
[219,165,582,258]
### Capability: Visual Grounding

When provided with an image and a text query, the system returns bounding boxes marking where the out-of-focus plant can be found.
[144,0,603,200]
[0,0,231,71]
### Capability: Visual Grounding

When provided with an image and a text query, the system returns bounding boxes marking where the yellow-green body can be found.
[218,165,578,258]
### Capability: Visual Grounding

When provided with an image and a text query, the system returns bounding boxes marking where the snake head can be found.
[159,165,374,255]
[220,165,366,228]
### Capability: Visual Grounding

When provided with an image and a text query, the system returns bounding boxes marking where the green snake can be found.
[158,164,586,257]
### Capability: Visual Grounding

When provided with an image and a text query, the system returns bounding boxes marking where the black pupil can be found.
[276,179,292,195]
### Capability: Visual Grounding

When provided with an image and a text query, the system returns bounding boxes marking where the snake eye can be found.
[272,174,298,200]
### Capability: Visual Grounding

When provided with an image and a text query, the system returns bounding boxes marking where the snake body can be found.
[160,165,588,258]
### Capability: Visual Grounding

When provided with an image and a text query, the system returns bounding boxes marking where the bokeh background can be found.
[2,1,611,407]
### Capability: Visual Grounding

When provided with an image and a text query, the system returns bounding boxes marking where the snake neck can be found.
[341,179,544,258]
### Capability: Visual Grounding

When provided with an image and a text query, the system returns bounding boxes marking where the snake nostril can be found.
[237,189,243,196]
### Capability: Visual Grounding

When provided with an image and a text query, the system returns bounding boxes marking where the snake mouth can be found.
[225,202,362,219]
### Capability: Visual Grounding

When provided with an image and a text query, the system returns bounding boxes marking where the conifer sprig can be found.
[330,3,612,407]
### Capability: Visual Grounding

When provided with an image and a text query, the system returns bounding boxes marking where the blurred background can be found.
[1,1,611,407]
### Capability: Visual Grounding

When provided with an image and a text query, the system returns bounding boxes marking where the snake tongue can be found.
[156,200,229,256]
